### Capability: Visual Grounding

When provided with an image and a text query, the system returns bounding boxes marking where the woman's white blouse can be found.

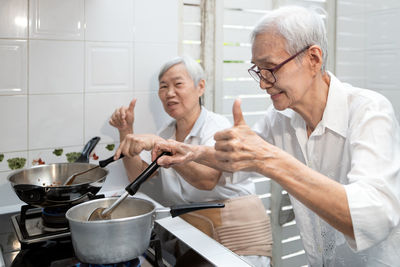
[253,73,400,266]
[141,107,255,206]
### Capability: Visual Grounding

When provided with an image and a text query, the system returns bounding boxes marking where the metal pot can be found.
[7,137,109,207]
[66,197,224,264]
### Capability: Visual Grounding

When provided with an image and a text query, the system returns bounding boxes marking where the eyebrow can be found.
[160,76,184,84]
[251,56,276,66]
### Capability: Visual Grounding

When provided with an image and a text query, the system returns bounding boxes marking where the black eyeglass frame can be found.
[248,45,311,85]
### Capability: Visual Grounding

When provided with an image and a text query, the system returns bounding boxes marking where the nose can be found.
[259,79,273,90]
[165,86,176,97]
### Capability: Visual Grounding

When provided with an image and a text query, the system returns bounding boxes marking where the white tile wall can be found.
[0,40,27,95]
[134,0,179,43]
[0,0,179,212]
[85,42,133,92]
[0,96,27,152]
[85,92,134,143]
[28,145,86,167]
[29,0,84,40]
[132,91,171,134]
[85,0,134,42]
[0,0,28,39]
[29,40,84,94]
[134,43,179,92]
[29,94,84,149]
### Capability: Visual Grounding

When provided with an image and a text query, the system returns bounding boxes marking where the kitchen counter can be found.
[110,191,252,266]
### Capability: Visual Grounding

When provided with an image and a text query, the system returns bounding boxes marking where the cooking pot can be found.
[66,197,224,264]
[7,137,110,207]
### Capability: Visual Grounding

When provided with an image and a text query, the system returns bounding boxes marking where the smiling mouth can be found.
[167,102,178,107]
[270,92,283,100]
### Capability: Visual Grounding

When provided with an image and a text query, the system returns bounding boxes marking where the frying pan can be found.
[7,137,113,208]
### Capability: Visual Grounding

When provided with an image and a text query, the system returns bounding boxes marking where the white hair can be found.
[251,5,328,72]
[158,56,205,86]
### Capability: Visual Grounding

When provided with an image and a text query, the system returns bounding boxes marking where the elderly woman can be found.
[153,6,400,267]
[110,56,272,267]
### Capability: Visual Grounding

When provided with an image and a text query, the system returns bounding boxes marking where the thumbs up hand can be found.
[109,98,137,136]
[213,99,269,173]
[232,98,246,126]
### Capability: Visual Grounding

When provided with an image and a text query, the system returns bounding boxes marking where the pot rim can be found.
[66,196,156,224]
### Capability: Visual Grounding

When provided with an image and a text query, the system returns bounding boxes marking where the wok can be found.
[7,137,111,207]
[66,197,224,264]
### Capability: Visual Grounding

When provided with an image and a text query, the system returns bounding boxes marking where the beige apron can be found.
[180,195,272,257]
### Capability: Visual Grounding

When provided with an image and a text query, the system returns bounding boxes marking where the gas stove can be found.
[1,192,251,267]
[0,196,173,267]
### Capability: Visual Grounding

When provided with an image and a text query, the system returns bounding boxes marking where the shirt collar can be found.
[275,72,348,137]
[320,72,348,137]
[158,106,207,140]
[186,106,207,139]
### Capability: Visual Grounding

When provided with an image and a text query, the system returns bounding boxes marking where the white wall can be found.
[0,0,179,212]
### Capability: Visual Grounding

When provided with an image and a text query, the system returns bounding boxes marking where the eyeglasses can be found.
[248,45,310,85]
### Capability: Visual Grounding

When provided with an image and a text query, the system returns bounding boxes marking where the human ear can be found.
[308,45,323,74]
[197,79,206,96]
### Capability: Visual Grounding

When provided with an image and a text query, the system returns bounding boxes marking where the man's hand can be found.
[152,140,199,168]
[214,99,273,173]
[114,134,164,160]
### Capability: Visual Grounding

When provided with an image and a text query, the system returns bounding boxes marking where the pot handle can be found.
[169,203,225,217]
[125,151,170,195]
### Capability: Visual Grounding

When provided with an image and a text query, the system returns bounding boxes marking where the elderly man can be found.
[153,5,400,267]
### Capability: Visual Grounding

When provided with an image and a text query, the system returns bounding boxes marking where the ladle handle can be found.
[125,151,170,195]
[99,154,125,168]
[101,191,129,218]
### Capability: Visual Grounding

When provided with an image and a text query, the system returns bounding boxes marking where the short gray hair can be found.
[158,56,205,86]
[251,5,328,72]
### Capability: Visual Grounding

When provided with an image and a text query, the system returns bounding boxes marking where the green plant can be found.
[7,157,26,170]
[66,152,81,163]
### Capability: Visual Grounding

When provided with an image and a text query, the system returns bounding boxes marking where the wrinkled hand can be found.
[109,98,136,133]
[114,134,163,160]
[214,99,274,173]
[152,139,197,168]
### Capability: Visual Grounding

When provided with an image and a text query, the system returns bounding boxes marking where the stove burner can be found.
[41,206,70,228]
[37,219,68,232]
[12,194,106,245]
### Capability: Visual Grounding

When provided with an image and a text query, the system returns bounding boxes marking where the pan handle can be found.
[75,136,101,163]
[169,203,225,217]
[125,151,171,196]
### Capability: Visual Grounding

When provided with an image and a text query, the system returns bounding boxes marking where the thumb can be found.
[128,98,137,112]
[232,98,246,126]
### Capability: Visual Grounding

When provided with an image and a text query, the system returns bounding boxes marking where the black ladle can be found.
[88,151,171,221]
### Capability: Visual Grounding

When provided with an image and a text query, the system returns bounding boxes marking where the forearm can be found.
[264,155,354,239]
[172,161,222,190]
[119,129,133,142]
[193,145,224,171]
[122,155,148,182]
